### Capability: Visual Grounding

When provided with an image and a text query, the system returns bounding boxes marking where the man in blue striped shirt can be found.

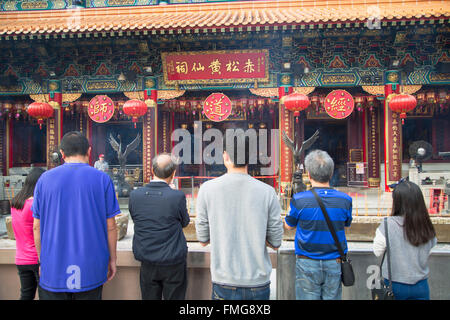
[284,150,352,300]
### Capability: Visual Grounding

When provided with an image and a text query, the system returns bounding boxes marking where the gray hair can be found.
[152,153,177,179]
[304,149,334,183]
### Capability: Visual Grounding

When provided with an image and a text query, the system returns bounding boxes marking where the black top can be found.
[129,181,190,265]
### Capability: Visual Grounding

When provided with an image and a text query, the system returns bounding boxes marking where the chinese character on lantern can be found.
[203,93,232,122]
[88,95,115,123]
[324,90,354,119]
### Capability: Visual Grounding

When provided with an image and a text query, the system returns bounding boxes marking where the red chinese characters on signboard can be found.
[162,50,269,85]
[324,90,355,119]
[203,93,232,122]
[88,95,115,123]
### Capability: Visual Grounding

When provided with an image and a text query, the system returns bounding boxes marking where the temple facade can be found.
[0,0,449,198]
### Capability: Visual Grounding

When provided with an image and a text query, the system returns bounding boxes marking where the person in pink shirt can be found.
[11,167,45,300]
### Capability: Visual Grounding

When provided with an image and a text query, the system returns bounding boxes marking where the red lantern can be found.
[27,102,54,129]
[283,92,310,122]
[388,94,417,124]
[122,99,147,128]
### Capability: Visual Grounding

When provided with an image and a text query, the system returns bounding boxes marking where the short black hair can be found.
[152,153,177,179]
[59,131,90,157]
[223,129,250,168]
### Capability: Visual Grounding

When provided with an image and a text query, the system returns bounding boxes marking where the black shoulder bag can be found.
[371,218,395,300]
[311,189,355,287]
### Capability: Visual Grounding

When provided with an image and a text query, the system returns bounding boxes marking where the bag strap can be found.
[310,189,346,260]
[383,217,394,290]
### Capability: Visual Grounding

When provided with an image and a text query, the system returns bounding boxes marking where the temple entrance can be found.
[304,120,348,187]
[92,122,143,166]
[92,121,143,191]
[172,90,279,181]
[12,121,47,167]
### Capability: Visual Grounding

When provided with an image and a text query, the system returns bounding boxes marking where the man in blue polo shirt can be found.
[284,149,352,300]
[32,131,120,299]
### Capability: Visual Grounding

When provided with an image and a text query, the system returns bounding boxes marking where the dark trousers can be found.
[140,261,187,300]
[38,285,103,300]
[16,264,40,300]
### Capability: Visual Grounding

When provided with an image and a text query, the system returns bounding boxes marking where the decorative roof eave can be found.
[0,0,448,38]
[1,18,448,40]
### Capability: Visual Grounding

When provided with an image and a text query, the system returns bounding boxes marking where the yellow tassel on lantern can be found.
[145,99,156,108]
[48,101,60,110]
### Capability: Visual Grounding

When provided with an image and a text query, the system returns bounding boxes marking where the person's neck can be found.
[310,180,330,188]
[227,166,248,175]
[152,176,171,184]
[64,156,89,164]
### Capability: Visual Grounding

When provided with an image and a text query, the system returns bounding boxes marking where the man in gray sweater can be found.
[195,131,283,300]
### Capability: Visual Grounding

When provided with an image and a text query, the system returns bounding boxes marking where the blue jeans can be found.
[295,257,342,300]
[384,278,430,300]
[211,283,270,300]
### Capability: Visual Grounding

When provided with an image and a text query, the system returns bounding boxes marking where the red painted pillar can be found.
[365,101,381,188]
[143,78,158,183]
[384,71,402,191]
[48,80,63,169]
[8,118,13,174]
[279,85,294,193]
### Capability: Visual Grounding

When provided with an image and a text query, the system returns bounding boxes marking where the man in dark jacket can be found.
[129,153,190,300]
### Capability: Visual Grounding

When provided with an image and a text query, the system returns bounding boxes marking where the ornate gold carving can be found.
[29,94,49,103]
[48,82,59,91]
[280,74,291,85]
[62,93,82,103]
[293,87,316,95]
[249,88,278,97]
[368,178,381,187]
[86,80,117,91]
[362,86,384,96]
[321,74,356,85]
[124,91,145,100]
[400,85,422,95]
[387,72,399,83]
[158,90,186,100]
[362,85,422,97]
[145,78,156,89]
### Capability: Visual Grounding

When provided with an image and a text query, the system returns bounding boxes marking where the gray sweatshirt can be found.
[375,216,437,285]
[195,173,284,287]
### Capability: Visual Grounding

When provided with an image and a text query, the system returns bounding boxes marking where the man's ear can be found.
[87,146,92,159]
[223,151,232,165]
[223,150,229,162]
[60,149,65,160]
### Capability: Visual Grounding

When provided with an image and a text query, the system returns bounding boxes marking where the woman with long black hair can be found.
[11,167,45,300]
[373,180,437,300]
